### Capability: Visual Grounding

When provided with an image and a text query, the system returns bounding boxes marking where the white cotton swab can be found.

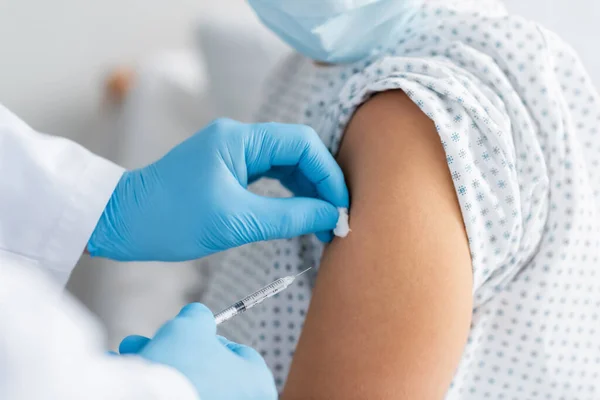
[333,207,351,238]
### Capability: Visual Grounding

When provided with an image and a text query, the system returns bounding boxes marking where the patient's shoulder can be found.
[337,89,442,188]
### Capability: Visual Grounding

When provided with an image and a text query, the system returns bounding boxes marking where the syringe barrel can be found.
[214,301,245,325]
[214,275,296,325]
[241,278,289,309]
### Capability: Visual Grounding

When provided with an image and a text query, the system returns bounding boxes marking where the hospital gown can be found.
[200,0,600,397]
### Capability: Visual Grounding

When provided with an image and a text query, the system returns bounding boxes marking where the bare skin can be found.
[282,90,473,400]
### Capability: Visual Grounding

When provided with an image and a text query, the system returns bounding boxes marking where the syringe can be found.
[214,267,312,325]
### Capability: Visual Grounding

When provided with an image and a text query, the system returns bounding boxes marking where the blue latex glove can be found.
[119,303,277,400]
[88,118,349,261]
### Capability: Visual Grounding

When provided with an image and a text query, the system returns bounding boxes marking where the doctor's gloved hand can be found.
[88,118,348,261]
[119,303,277,400]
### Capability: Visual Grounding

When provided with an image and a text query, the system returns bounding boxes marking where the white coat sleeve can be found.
[0,104,124,286]
[0,261,200,400]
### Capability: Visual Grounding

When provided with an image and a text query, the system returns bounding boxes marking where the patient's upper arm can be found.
[282,90,473,399]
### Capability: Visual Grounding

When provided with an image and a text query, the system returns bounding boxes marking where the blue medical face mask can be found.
[248,0,421,64]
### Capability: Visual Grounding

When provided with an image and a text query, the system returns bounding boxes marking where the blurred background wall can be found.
[0,0,598,323]
[0,0,251,155]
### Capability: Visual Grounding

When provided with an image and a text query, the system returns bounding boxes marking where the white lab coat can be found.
[0,104,199,400]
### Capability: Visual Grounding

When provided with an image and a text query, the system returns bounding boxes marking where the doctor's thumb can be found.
[250,195,339,241]
[119,335,150,354]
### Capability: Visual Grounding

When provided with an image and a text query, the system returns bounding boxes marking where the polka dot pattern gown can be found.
[200,0,600,397]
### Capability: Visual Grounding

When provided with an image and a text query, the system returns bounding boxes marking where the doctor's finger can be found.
[218,336,266,364]
[250,123,349,208]
[119,335,150,354]
[316,230,334,243]
[248,194,339,241]
[230,344,267,364]
[259,166,320,198]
